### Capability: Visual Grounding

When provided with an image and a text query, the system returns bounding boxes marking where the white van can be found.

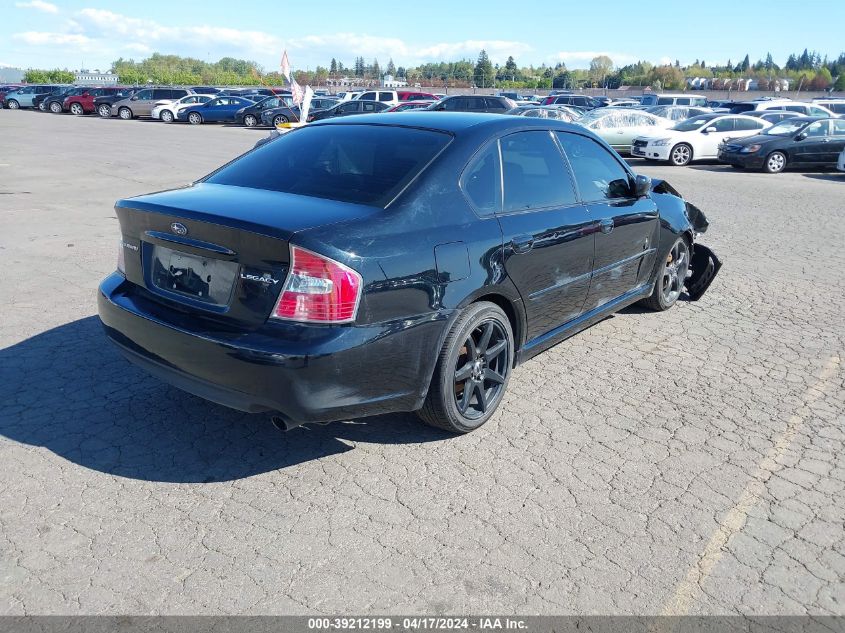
[639,93,708,107]
[355,90,399,107]
[811,98,845,115]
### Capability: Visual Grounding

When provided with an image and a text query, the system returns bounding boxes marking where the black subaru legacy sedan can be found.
[98,113,720,434]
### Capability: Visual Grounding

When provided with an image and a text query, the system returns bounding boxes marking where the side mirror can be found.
[703,126,717,133]
[633,174,651,198]
[795,133,807,141]
[131,96,139,101]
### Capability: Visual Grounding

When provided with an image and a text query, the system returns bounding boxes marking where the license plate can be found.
[150,245,238,305]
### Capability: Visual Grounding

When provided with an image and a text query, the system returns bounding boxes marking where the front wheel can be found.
[118,107,132,120]
[669,143,693,166]
[160,110,174,123]
[188,112,202,125]
[640,237,690,311]
[418,302,514,433]
[763,151,787,174]
[70,102,84,115]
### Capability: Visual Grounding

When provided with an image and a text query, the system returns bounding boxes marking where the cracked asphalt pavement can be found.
[1,111,843,615]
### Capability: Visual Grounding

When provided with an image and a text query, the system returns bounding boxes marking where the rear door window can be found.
[206,125,451,207]
[832,120,845,136]
[360,92,376,101]
[499,131,577,212]
[378,92,393,102]
[734,118,763,131]
[713,118,737,132]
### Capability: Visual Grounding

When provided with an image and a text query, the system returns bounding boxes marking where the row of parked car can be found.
[5,83,844,173]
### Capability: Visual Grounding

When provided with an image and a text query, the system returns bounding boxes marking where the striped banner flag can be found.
[280,50,291,82]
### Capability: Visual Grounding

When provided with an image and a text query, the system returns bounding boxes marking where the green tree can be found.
[504,55,518,79]
[386,58,396,76]
[589,55,614,86]
[330,58,337,74]
[474,49,494,87]
[372,58,381,79]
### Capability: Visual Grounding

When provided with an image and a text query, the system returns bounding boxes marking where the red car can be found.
[64,86,130,115]
[397,91,438,101]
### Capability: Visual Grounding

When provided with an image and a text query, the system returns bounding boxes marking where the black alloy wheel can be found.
[419,302,513,433]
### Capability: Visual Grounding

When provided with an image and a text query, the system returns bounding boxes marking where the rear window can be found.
[206,124,451,207]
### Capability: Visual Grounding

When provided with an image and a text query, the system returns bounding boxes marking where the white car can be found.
[574,108,674,153]
[731,98,838,118]
[152,94,215,123]
[631,113,770,166]
[838,147,845,172]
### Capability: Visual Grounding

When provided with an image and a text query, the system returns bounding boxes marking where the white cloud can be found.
[658,56,674,66]
[550,51,638,68]
[15,0,59,14]
[13,31,91,46]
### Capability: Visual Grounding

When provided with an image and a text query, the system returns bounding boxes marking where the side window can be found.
[339,102,358,113]
[443,98,464,111]
[556,132,632,202]
[378,93,393,102]
[676,98,691,105]
[808,106,829,117]
[831,103,845,114]
[734,118,762,131]
[805,121,829,137]
[657,97,673,105]
[362,102,379,112]
[360,92,376,101]
[573,97,587,106]
[485,98,507,110]
[783,105,806,113]
[461,143,501,216]
[171,90,188,99]
[713,118,736,132]
[832,120,845,136]
[135,89,152,100]
[500,131,577,212]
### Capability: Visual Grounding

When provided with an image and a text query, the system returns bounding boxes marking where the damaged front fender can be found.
[650,178,721,300]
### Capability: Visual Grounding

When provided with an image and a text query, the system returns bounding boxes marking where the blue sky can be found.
[3,0,844,72]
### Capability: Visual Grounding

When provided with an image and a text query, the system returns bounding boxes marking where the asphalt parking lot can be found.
[1,111,843,616]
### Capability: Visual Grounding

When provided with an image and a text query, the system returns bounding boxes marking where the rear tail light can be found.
[271,245,362,323]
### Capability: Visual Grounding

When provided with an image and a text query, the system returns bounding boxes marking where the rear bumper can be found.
[98,273,449,424]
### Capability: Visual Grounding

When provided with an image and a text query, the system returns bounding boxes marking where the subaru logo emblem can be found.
[170,222,188,236]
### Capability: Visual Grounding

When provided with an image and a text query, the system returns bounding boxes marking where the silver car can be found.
[110,87,193,119]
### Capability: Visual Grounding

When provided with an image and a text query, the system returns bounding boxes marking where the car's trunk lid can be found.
[116,183,379,328]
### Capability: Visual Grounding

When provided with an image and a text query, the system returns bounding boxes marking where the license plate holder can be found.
[150,245,238,306]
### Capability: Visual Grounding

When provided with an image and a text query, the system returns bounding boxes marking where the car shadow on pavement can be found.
[802,173,845,182]
[0,316,452,483]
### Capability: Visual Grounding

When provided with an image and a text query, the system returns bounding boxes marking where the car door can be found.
[201,98,224,121]
[698,116,738,157]
[556,131,659,312]
[827,120,845,164]
[491,131,595,339]
[793,120,833,165]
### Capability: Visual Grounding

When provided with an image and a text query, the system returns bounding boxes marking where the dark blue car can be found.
[177,96,253,125]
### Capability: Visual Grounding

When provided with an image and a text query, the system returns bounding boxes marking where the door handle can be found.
[511,235,534,254]
[599,219,614,234]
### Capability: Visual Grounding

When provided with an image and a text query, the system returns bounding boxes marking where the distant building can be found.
[74,70,118,85]
[382,74,407,88]
[0,66,24,83]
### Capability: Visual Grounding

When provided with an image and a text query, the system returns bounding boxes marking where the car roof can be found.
[312,111,585,134]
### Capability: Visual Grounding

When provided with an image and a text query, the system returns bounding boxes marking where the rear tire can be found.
[418,302,514,434]
[98,104,112,118]
[7,100,20,110]
[668,143,693,166]
[243,114,258,127]
[70,102,84,115]
[118,107,133,120]
[272,114,288,127]
[763,151,787,174]
[39,101,48,112]
[49,101,62,114]
[640,236,690,311]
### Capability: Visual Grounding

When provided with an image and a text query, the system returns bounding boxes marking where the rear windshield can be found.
[206,124,451,207]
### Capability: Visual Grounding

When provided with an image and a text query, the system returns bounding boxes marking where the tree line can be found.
[22,48,845,91]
